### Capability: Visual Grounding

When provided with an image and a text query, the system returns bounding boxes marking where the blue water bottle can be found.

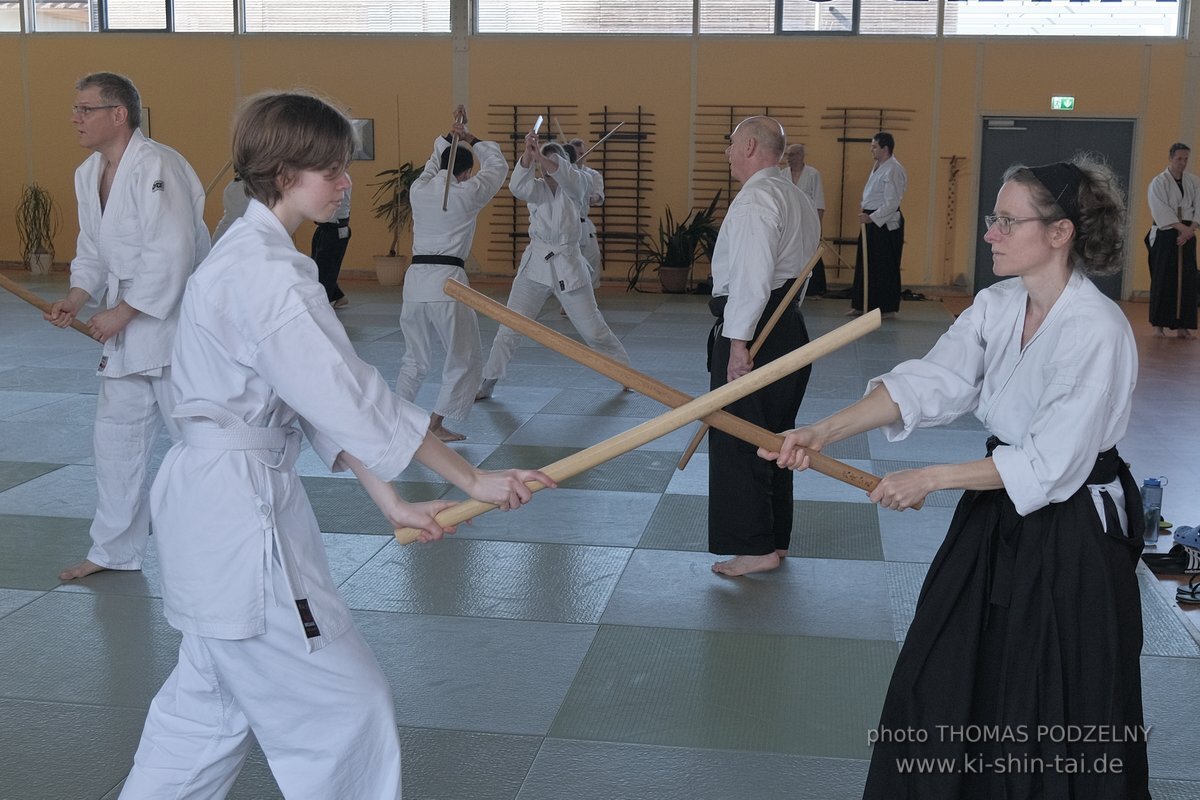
[1141,477,1167,547]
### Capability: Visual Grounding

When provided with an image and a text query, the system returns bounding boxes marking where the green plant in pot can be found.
[15,183,61,275]
[368,161,421,285]
[627,190,722,293]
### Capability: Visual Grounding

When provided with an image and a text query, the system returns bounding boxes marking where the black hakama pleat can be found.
[851,216,904,314]
[863,461,1149,800]
[707,282,810,555]
[1145,229,1198,331]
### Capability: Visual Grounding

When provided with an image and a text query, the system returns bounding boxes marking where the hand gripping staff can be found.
[395,303,882,543]
[0,273,99,340]
[675,244,824,470]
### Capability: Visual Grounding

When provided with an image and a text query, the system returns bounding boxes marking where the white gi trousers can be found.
[89,369,177,570]
[120,551,402,800]
[483,271,630,380]
[396,300,483,421]
[580,218,602,288]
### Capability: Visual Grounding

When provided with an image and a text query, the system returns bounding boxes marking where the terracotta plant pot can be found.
[27,253,53,276]
[658,266,690,294]
[373,255,409,286]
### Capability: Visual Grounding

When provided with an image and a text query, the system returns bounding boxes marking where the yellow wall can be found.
[2,32,1196,296]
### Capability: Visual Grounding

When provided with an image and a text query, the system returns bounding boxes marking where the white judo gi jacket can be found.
[1147,168,1200,246]
[151,201,429,652]
[71,129,209,377]
[509,156,592,292]
[406,136,508,300]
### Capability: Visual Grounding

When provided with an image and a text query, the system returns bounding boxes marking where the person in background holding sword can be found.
[477,125,629,401]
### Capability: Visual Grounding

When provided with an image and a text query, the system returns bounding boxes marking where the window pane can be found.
[700,0,774,33]
[0,3,20,30]
[861,0,938,35]
[244,0,449,33]
[781,0,855,33]
[32,0,93,30]
[174,0,233,32]
[476,0,693,33]
[105,0,166,29]
[945,0,1180,37]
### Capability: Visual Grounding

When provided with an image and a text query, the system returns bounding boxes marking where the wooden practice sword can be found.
[395,308,882,543]
[0,273,98,340]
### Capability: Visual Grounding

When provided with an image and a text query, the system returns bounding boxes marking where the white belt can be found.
[176,402,300,471]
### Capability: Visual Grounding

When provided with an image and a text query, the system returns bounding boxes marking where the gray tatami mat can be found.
[639,494,883,561]
[549,624,896,759]
[301,476,449,534]
[1138,568,1200,657]
[0,460,63,492]
[341,537,630,623]
[517,740,870,800]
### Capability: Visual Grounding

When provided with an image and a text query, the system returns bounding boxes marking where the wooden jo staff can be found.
[445,277,886,498]
[0,273,98,340]
[860,222,870,314]
[442,109,465,212]
[204,159,233,198]
[1178,244,1184,321]
[675,245,824,471]
[578,121,626,160]
[395,308,881,543]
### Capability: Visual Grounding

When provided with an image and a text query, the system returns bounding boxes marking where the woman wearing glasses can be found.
[762,157,1149,799]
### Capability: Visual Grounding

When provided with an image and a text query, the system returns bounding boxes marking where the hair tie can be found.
[1029,162,1084,226]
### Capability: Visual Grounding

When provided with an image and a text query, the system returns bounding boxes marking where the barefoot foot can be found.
[430,423,466,442]
[474,378,497,401]
[59,559,109,581]
[711,553,782,576]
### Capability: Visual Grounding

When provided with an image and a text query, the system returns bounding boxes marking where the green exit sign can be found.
[1051,96,1076,111]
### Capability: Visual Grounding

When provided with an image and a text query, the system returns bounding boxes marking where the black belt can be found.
[707,279,800,373]
[709,278,798,321]
[411,255,465,267]
[985,436,1119,484]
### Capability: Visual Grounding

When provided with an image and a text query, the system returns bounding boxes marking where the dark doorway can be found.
[975,117,1135,300]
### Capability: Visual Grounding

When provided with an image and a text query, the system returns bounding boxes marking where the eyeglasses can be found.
[983,214,1054,235]
[71,105,119,116]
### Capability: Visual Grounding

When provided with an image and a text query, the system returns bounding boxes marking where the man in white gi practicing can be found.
[709,117,820,576]
[476,132,630,400]
[850,131,906,317]
[45,72,208,581]
[783,143,827,297]
[570,137,605,286]
[397,105,507,441]
[1145,142,1199,338]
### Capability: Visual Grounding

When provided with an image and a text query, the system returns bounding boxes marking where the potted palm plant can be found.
[15,183,60,275]
[369,161,421,286]
[626,191,722,293]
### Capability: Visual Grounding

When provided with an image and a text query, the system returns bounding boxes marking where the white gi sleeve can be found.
[720,202,779,342]
[123,153,205,320]
[509,161,553,205]
[869,304,986,438]
[251,297,430,482]
[868,165,904,228]
[70,167,108,301]
[1147,172,1182,229]
[460,141,509,209]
